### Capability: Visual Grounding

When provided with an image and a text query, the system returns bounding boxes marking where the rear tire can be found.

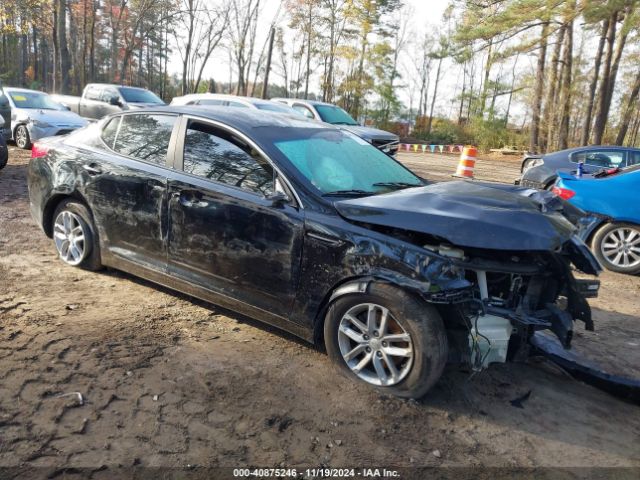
[52,199,102,271]
[324,283,448,399]
[14,125,31,149]
[591,222,640,275]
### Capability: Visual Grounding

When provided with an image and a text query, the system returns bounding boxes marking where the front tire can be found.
[592,222,640,275]
[324,283,448,398]
[14,125,31,149]
[52,199,102,271]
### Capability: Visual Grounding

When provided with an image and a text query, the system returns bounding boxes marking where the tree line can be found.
[1,0,639,151]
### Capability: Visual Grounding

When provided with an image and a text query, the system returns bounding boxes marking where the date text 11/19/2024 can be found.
[233,468,401,478]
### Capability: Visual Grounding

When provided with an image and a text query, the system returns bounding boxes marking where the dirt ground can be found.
[0,146,639,477]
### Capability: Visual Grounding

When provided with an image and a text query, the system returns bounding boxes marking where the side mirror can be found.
[266,190,290,208]
[109,96,121,106]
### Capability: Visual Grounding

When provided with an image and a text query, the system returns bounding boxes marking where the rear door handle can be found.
[82,163,103,176]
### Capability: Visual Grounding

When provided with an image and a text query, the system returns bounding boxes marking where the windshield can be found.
[315,104,358,125]
[8,91,64,110]
[118,87,164,104]
[274,130,422,195]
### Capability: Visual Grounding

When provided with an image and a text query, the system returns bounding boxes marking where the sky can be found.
[167,0,507,120]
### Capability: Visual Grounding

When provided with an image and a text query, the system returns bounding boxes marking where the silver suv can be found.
[272,98,399,155]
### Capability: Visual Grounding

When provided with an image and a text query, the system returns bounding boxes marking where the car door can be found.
[167,116,304,318]
[82,112,179,271]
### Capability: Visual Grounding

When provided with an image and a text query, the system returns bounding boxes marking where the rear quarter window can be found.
[112,114,176,165]
[101,117,120,149]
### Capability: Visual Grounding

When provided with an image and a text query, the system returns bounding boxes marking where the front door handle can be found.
[173,190,208,208]
[82,163,103,176]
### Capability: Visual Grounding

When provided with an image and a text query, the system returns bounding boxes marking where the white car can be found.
[4,87,88,149]
[170,93,303,117]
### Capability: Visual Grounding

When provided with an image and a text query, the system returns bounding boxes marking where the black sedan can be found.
[27,107,601,398]
[519,146,640,190]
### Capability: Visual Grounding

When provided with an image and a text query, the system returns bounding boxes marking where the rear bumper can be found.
[519,178,548,189]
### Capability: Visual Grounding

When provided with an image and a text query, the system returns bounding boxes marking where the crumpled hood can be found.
[335,181,579,251]
[339,124,398,142]
[16,109,87,127]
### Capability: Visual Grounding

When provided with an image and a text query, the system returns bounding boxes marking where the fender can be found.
[313,271,473,344]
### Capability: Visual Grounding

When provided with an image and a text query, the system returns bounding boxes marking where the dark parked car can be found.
[0,86,11,140]
[0,130,7,169]
[518,146,640,190]
[28,107,600,398]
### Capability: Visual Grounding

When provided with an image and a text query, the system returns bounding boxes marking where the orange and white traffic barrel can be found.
[453,146,477,179]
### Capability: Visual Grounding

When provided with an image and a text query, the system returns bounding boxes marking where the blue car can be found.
[519,146,640,190]
[554,167,640,274]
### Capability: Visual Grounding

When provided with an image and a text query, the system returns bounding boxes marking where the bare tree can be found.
[229,0,261,96]
[175,0,229,95]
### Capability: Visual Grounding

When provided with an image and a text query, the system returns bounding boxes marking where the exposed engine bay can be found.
[423,241,601,371]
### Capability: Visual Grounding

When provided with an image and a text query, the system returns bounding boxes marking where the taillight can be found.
[31,143,49,159]
[552,186,575,200]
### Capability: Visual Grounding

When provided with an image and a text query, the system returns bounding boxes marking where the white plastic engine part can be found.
[469,314,514,369]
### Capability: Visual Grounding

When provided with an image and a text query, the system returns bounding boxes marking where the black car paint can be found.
[520,146,640,189]
[335,181,580,252]
[28,106,600,353]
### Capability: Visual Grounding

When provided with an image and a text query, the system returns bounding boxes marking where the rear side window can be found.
[571,150,625,168]
[101,117,120,148]
[111,114,176,165]
[182,120,274,195]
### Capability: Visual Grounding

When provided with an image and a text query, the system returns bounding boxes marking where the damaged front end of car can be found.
[420,239,600,371]
[335,180,602,371]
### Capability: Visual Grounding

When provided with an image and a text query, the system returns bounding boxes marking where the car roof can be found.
[87,84,148,90]
[112,105,327,134]
[4,87,47,94]
[272,98,335,107]
[552,145,640,154]
[173,93,278,107]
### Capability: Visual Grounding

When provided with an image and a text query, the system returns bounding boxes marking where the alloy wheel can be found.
[600,227,640,268]
[337,303,413,387]
[15,127,28,149]
[53,211,87,266]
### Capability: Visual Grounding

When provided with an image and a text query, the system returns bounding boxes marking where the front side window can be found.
[111,114,176,165]
[274,130,421,195]
[314,104,358,125]
[182,121,274,196]
[572,150,625,168]
[101,89,119,103]
[293,104,315,119]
